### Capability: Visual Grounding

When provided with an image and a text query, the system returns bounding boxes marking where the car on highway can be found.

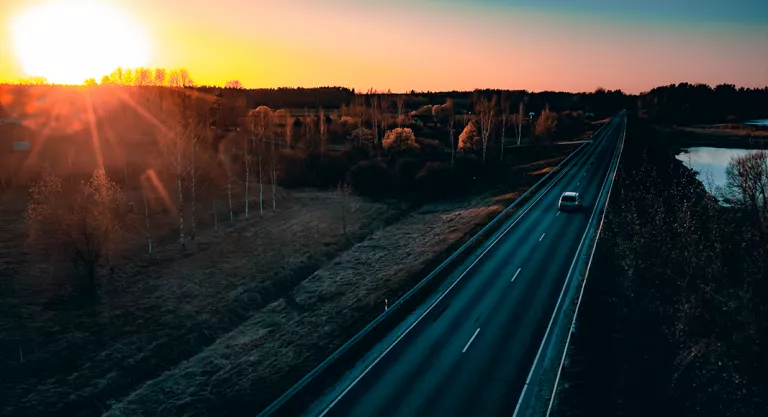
[558,191,581,211]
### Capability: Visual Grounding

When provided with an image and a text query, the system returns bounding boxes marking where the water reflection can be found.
[676,147,753,191]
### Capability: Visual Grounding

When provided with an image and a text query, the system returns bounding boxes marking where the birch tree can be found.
[319,106,327,155]
[282,108,293,149]
[515,101,525,146]
[354,94,366,129]
[167,92,191,246]
[303,107,313,149]
[140,173,153,255]
[500,94,510,161]
[253,106,272,216]
[244,116,254,220]
[396,95,406,127]
[476,95,497,164]
[442,99,456,167]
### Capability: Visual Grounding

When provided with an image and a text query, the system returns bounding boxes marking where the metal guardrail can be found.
[544,114,627,416]
[256,118,615,417]
[511,114,623,417]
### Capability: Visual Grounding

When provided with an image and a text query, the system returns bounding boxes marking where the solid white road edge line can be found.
[316,138,591,417]
[511,115,620,417]
[544,117,626,417]
[462,328,481,353]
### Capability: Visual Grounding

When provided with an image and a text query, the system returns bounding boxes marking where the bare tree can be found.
[282,108,293,149]
[442,99,456,167]
[225,80,243,89]
[534,105,558,145]
[432,104,442,127]
[476,95,497,164]
[253,106,272,216]
[319,106,327,155]
[396,95,406,128]
[188,115,205,240]
[140,173,153,255]
[515,101,525,146]
[27,167,128,289]
[354,94,366,129]
[722,150,768,224]
[348,127,374,148]
[168,94,190,246]
[500,94,510,161]
[179,69,194,87]
[153,68,167,86]
[303,107,313,149]
[167,70,181,87]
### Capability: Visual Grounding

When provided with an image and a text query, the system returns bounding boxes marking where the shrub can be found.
[395,157,423,195]
[459,121,479,152]
[414,162,455,202]
[346,160,393,198]
[382,127,418,151]
[277,149,307,188]
[453,154,484,190]
[416,137,441,155]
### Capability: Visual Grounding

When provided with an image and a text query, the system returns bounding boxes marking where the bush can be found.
[414,162,455,202]
[383,127,418,152]
[346,160,393,198]
[416,137,441,155]
[395,157,423,195]
[277,150,307,188]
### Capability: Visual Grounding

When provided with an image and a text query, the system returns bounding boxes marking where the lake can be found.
[676,147,754,192]
[745,119,768,126]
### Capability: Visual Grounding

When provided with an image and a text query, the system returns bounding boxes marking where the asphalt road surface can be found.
[313,115,626,417]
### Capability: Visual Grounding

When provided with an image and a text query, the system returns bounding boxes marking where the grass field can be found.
[0,143,575,417]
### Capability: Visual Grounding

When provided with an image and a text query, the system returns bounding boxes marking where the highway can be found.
[306,114,626,417]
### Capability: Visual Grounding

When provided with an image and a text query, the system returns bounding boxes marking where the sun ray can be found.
[85,91,104,170]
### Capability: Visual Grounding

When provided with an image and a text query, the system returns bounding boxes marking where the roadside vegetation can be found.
[554,117,768,417]
[2,72,766,417]
[0,70,595,417]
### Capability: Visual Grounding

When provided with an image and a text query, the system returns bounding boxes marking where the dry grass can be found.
[103,153,571,417]
[0,187,401,417]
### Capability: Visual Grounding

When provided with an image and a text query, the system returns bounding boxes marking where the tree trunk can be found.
[227,172,234,224]
[245,165,250,219]
[190,141,197,240]
[500,119,506,162]
[213,198,218,230]
[271,142,277,211]
[450,128,455,168]
[176,148,186,247]
[259,154,264,216]
[143,186,152,255]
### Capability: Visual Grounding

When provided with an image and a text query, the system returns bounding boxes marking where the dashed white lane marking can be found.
[462,328,481,353]
[557,211,560,217]
[512,268,522,282]
[539,233,546,242]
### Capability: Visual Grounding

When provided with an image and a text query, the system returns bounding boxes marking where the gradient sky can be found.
[1,0,766,93]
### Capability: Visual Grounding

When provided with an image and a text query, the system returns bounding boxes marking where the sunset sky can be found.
[1,0,766,93]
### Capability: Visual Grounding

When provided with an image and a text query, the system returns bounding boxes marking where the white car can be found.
[558,192,581,211]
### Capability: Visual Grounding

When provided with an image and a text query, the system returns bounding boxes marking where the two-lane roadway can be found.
[307,114,626,417]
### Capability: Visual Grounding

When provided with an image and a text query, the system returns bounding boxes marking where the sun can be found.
[11,1,151,85]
